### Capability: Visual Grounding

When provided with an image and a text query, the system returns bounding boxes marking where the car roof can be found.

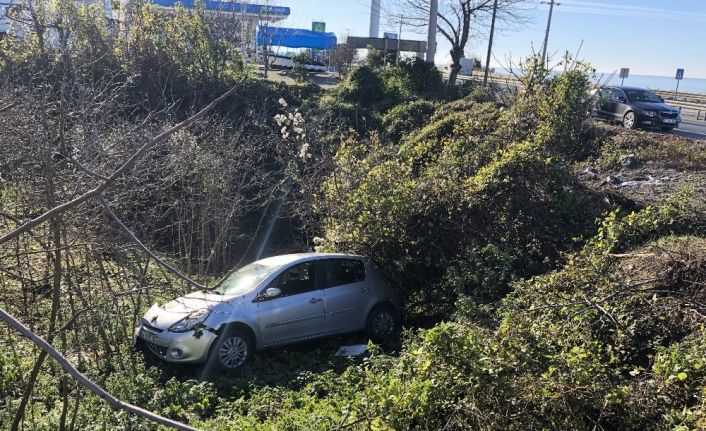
[254,252,366,267]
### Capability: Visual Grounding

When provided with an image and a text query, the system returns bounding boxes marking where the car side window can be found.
[320,259,366,289]
[270,262,316,297]
[612,89,626,101]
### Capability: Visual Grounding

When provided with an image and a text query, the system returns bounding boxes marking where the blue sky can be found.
[280,0,706,79]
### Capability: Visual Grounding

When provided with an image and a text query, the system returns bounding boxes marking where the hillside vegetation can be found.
[1,3,705,430]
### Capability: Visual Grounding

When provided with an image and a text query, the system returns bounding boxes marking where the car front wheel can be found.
[366,304,399,342]
[209,326,253,372]
[623,111,637,129]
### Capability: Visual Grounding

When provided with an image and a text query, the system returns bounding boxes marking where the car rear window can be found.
[320,259,365,288]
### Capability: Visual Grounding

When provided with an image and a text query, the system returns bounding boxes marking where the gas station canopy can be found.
[257,26,337,50]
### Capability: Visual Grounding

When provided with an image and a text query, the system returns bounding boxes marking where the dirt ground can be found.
[573,123,706,216]
[256,65,341,89]
[579,163,706,208]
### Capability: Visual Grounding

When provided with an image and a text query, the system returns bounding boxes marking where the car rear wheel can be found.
[209,326,253,372]
[366,304,399,342]
[623,111,637,129]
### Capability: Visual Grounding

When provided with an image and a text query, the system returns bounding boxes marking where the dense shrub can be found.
[394,58,445,97]
[381,99,438,142]
[320,102,603,316]
[337,64,388,106]
[197,201,706,431]
[400,102,503,175]
[330,59,445,123]
[501,56,596,160]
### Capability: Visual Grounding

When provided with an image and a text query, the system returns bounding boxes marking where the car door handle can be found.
[309,297,322,304]
[360,287,370,293]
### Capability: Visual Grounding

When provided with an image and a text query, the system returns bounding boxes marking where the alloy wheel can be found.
[371,311,395,338]
[623,112,635,129]
[218,336,248,369]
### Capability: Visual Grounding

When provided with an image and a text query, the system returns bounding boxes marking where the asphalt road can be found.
[674,120,706,140]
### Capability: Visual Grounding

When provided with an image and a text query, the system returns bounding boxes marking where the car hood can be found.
[161,290,225,313]
[631,101,679,112]
[142,291,229,329]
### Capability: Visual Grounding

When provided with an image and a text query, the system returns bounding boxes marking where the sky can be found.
[279,0,706,79]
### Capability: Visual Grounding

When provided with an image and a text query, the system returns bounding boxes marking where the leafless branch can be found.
[0,82,242,246]
[98,196,208,290]
[0,307,201,431]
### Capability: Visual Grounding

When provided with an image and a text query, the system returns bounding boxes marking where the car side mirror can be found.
[265,287,282,298]
[658,96,665,102]
[617,97,627,103]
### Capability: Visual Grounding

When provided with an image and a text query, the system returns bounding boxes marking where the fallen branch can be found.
[0,307,201,431]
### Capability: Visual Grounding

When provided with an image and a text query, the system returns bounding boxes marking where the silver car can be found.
[134,253,402,371]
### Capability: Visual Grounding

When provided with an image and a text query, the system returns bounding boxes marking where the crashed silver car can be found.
[134,253,402,370]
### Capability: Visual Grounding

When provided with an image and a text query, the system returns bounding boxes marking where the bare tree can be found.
[397,0,527,85]
[327,43,357,77]
[0,2,314,429]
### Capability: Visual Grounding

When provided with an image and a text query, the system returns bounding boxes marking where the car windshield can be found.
[212,262,280,296]
[625,90,662,103]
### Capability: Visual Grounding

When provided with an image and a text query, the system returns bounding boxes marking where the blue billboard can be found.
[150,1,290,18]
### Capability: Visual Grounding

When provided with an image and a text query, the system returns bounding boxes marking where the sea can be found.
[596,73,706,95]
[493,67,706,95]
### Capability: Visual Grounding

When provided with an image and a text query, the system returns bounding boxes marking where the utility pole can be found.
[396,16,403,65]
[426,0,438,63]
[540,0,560,66]
[483,0,499,87]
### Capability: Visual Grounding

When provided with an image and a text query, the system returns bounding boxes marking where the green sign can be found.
[312,21,326,33]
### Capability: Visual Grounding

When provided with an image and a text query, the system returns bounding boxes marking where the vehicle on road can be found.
[590,86,681,131]
[134,253,402,371]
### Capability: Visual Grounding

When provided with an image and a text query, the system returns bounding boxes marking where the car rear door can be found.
[256,261,325,346]
[610,88,628,119]
[595,89,612,119]
[319,259,368,334]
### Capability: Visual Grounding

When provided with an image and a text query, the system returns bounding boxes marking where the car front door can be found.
[319,259,369,334]
[256,261,325,346]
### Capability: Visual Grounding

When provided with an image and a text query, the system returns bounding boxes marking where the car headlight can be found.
[643,110,657,117]
[169,308,211,332]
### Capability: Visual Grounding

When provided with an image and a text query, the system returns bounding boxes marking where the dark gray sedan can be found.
[591,86,681,131]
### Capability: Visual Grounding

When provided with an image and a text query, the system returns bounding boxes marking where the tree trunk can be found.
[447,46,464,86]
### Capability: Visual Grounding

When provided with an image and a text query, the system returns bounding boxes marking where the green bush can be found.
[381,99,438,142]
[332,60,445,120]
[337,64,387,106]
[501,56,596,160]
[400,102,504,176]
[320,106,602,315]
[395,58,445,97]
[291,52,313,83]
